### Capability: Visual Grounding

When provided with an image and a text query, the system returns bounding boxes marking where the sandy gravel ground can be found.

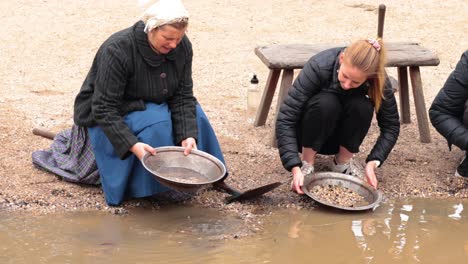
[1,0,467,229]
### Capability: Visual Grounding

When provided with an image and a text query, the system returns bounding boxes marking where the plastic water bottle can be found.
[247,74,260,115]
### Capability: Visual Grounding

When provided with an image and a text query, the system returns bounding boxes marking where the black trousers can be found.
[298,92,374,155]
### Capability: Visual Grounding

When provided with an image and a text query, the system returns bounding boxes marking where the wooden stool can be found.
[253,42,440,145]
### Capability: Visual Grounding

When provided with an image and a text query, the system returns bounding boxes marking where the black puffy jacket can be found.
[429,51,468,151]
[276,47,400,171]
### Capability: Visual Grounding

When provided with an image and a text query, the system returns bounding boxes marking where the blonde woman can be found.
[276,39,400,193]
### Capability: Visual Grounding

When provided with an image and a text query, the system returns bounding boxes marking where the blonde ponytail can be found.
[343,38,387,111]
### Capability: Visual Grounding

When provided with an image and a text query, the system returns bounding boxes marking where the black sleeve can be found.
[366,77,401,165]
[168,38,198,145]
[429,51,468,150]
[91,44,139,159]
[276,58,323,171]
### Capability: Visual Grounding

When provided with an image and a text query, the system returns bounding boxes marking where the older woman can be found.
[33,0,227,206]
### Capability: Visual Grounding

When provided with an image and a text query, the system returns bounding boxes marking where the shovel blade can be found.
[225,181,284,204]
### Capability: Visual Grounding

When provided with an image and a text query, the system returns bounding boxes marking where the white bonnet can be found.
[139,0,189,33]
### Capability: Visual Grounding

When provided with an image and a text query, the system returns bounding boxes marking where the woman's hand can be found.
[181,137,197,155]
[130,142,156,160]
[365,161,379,189]
[291,166,305,194]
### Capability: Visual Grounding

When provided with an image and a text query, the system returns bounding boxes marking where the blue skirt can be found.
[88,103,226,206]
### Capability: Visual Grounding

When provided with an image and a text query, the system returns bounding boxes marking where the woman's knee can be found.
[345,96,374,119]
[303,93,342,121]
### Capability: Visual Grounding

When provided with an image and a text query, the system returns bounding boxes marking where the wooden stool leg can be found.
[397,67,411,124]
[409,66,431,143]
[271,69,294,147]
[254,69,281,127]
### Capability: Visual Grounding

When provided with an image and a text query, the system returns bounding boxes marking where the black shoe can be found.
[455,154,468,178]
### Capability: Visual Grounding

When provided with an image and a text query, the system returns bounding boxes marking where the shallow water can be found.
[1,198,468,264]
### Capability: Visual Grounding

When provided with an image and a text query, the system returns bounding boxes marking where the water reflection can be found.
[345,199,467,263]
[1,199,468,264]
[448,203,463,220]
[348,202,427,263]
[256,198,468,264]
[0,206,244,264]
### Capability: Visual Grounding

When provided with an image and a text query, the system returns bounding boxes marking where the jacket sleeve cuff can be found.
[372,160,381,167]
[366,158,382,168]
[285,160,303,172]
[116,136,139,160]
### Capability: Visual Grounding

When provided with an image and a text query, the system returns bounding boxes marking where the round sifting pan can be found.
[142,146,226,193]
[301,172,382,211]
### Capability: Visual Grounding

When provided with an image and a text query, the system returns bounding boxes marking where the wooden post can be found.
[254,69,280,127]
[409,66,431,143]
[271,69,294,147]
[377,4,386,38]
[397,67,411,124]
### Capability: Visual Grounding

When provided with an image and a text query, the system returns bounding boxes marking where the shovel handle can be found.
[32,128,56,140]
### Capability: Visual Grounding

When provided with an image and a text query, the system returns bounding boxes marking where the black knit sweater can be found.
[74,21,197,159]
